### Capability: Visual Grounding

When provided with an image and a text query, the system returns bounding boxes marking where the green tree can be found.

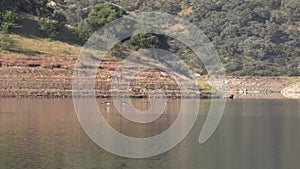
[87,3,127,32]
[226,60,243,73]
[284,0,300,22]
[192,0,300,76]
[0,9,21,32]
[130,34,160,49]
[38,17,60,38]
[74,2,127,42]
[74,20,93,42]
[159,1,181,15]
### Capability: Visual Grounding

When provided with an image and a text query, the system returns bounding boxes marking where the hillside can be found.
[1,0,300,76]
[0,0,300,99]
[0,12,218,98]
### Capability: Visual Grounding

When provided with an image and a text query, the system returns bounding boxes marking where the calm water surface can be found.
[0,98,300,169]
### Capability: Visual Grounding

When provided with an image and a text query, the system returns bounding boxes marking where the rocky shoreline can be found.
[0,57,299,99]
[0,66,216,99]
[223,76,299,99]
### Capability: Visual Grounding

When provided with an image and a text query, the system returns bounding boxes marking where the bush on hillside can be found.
[0,9,21,32]
[130,34,160,49]
[74,20,93,42]
[38,17,59,38]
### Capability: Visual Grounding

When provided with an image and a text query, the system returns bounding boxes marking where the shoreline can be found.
[0,66,219,99]
[0,63,299,99]
[281,82,300,99]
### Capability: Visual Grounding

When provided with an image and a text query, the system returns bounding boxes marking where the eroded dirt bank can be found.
[0,56,299,98]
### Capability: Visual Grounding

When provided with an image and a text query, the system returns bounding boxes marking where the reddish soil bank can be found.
[0,57,213,98]
[0,56,298,98]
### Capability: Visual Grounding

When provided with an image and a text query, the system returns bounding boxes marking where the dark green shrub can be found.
[0,9,21,32]
[38,17,59,38]
[87,3,127,32]
[74,21,92,42]
[52,12,67,28]
[130,34,160,49]
[226,61,243,73]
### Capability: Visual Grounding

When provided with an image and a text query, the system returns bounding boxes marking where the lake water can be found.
[0,98,300,169]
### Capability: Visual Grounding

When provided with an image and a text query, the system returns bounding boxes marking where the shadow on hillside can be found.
[13,17,83,46]
[7,48,44,56]
[56,25,83,46]
[13,18,43,38]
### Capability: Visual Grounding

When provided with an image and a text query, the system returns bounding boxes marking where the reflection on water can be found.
[98,99,180,138]
[0,98,300,169]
